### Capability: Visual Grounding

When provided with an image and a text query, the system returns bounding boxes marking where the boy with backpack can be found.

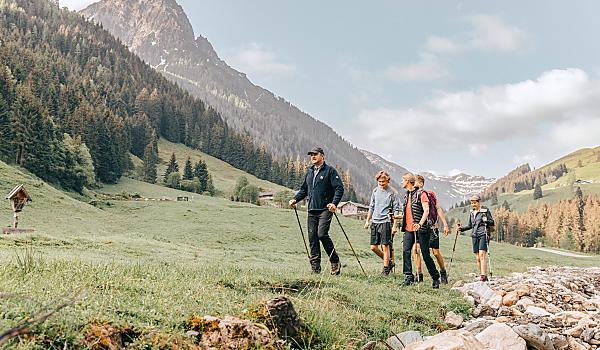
[459,195,495,282]
[412,175,450,284]
[364,171,400,276]
[400,173,440,288]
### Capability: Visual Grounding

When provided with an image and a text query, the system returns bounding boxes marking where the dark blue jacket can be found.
[460,206,495,237]
[294,162,344,212]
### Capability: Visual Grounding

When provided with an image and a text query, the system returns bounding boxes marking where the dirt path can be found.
[531,247,594,258]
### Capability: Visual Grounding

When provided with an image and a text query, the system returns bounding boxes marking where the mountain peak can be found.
[83,0,195,52]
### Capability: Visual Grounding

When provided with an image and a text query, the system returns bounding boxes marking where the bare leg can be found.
[432,248,446,270]
[383,244,391,267]
[371,245,384,259]
[479,251,488,276]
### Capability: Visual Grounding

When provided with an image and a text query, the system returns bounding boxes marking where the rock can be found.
[386,331,423,349]
[511,307,524,317]
[526,306,552,317]
[568,336,588,350]
[554,311,589,325]
[548,333,568,350]
[515,284,531,297]
[462,319,494,336]
[476,323,527,350]
[184,330,199,338]
[503,291,520,307]
[361,340,377,350]
[581,328,596,343]
[445,311,464,329]
[464,296,476,306]
[264,296,307,341]
[564,325,584,337]
[453,280,465,288]
[461,282,498,306]
[497,306,511,317]
[546,303,562,314]
[513,324,555,350]
[472,304,496,318]
[516,297,535,309]
[485,294,503,310]
[577,318,596,328]
[404,330,485,350]
[196,315,278,350]
[496,316,510,323]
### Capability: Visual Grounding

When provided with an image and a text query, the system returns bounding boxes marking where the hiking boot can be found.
[331,262,341,275]
[417,273,424,283]
[388,261,396,271]
[432,279,440,289]
[402,274,415,286]
[440,270,448,284]
[310,263,321,274]
[480,275,488,282]
[381,265,390,277]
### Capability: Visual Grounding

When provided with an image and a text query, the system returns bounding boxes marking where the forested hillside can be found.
[448,146,600,253]
[0,0,337,195]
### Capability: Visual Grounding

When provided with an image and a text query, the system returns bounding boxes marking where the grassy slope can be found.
[1,161,599,349]
[447,146,600,217]
[156,138,290,197]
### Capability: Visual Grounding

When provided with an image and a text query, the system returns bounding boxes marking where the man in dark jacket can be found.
[289,147,345,274]
[459,195,495,282]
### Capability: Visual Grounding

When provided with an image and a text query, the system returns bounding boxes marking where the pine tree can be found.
[142,134,158,183]
[193,159,209,192]
[163,152,179,183]
[183,157,194,180]
[533,183,543,200]
[0,95,13,162]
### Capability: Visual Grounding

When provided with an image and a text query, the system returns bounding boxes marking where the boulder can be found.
[548,333,568,350]
[567,336,588,350]
[404,330,486,350]
[386,331,423,349]
[196,315,279,350]
[360,340,377,350]
[461,282,498,305]
[525,306,552,317]
[462,319,494,336]
[475,323,527,350]
[554,311,589,325]
[444,311,464,329]
[503,291,520,307]
[513,324,555,350]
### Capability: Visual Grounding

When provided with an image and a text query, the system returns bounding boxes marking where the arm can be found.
[436,203,449,236]
[460,213,473,232]
[290,174,308,207]
[392,192,401,234]
[330,169,345,206]
[364,193,375,229]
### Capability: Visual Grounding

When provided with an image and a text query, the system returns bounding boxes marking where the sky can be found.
[61,0,600,178]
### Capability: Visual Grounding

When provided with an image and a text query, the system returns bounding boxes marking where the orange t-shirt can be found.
[405,191,429,232]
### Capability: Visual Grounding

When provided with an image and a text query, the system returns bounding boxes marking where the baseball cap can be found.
[307,147,324,155]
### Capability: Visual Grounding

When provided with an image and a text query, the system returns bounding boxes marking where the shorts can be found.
[371,222,392,245]
[429,228,440,249]
[472,234,489,253]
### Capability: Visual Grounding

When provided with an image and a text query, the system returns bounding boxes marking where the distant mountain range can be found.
[360,150,495,208]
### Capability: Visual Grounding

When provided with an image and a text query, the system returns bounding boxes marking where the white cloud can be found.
[466,15,527,52]
[424,36,462,55]
[354,68,600,165]
[228,43,298,78]
[384,54,449,82]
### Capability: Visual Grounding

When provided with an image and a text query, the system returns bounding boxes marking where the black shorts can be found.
[429,228,440,249]
[371,222,392,245]
[472,235,488,253]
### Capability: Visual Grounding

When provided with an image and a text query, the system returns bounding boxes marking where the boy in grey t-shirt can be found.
[363,171,401,276]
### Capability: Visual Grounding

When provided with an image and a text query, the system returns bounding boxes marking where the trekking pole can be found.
[484,221,493,280]
[293,207,311,260]
[449,220,460,270]
[333,213,367,277]
[413,230,421,292]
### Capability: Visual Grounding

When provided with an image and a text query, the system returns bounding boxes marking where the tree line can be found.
[0,0,361,198]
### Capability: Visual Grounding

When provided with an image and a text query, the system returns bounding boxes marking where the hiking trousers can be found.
[307,210,340,267]
[402,228,440,280]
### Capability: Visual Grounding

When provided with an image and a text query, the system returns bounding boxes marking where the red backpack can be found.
[423,190,438,225]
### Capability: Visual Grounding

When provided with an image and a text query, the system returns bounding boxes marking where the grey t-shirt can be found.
[368,187,400,223]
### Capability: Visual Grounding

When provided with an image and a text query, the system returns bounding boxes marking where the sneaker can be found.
[389,261,396,270]
[381,265,390,277]
[331,262,341,275]
[417,273,424,283]
[432,279,440,289]
[402,274,415,286]
[440,270,448,284]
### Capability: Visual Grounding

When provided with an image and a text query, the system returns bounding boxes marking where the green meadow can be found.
[1,160,599,349]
